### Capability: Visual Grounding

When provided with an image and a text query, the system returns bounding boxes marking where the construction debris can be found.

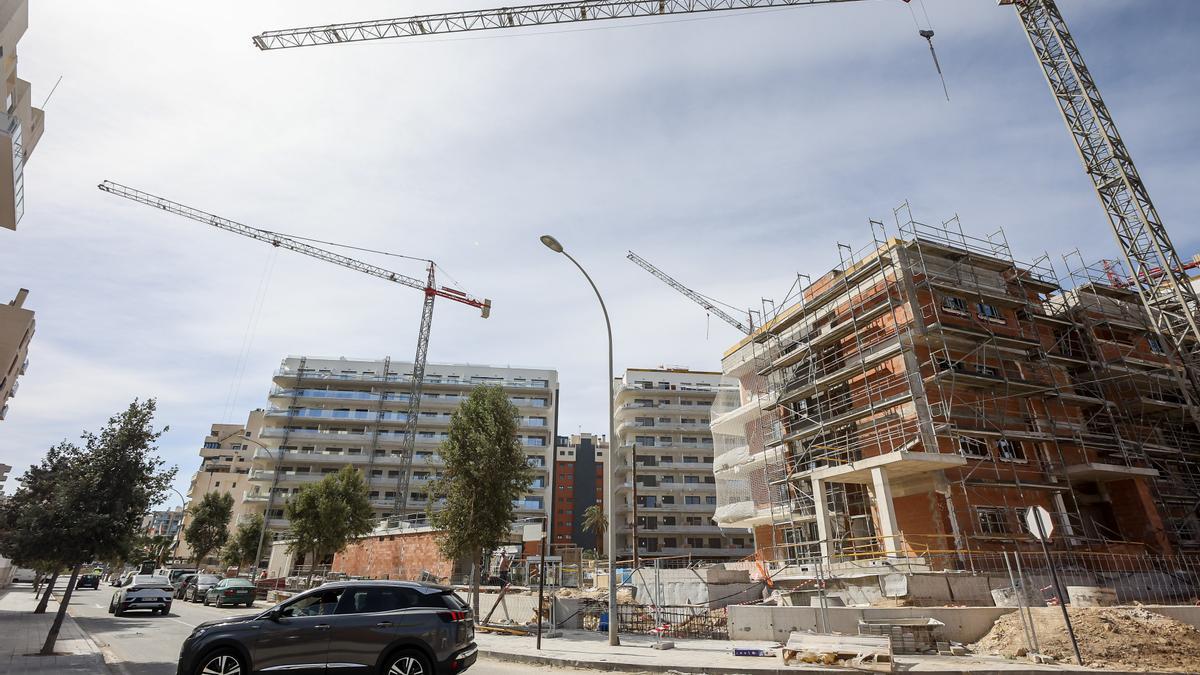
[781,632,892,673]
[973,606,1200,672]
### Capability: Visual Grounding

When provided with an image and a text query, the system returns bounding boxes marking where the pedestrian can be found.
[497,550,512,586]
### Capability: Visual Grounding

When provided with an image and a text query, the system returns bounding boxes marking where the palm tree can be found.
[581,505,607,555]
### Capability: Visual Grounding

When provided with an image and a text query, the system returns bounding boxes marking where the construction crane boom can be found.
[252,0,862,50]
[627,251,752,335]
[97,180,492,518]
[255,0,1200,393]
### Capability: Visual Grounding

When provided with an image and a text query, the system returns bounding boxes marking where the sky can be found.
[1,0,1198,503]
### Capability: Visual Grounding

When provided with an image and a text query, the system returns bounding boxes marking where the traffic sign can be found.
[1025,506,1055,541]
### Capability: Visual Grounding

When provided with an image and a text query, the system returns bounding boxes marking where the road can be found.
[63,587,570,675]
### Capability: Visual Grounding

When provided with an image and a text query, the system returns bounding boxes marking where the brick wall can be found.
[333,528,456,582]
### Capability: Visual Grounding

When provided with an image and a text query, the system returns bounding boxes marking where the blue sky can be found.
[2,0,1198,503]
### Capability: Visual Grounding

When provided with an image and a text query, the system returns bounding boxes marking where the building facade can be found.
[0,288,33,421]
[143,506,186,539]
[612,368,753,561]
[550,433,608,552]
[174,411,265,562]
[714,213,1200,574]
[245,357,558,540]
[0,0,43,230]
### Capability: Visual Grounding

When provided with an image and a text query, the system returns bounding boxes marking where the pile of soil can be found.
[973,606,1200,672]
[555,586,637,604]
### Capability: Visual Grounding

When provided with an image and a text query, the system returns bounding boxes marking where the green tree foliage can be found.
[429,385,532,613]
[220,514,263,570]
[581,504,607,556]
[285,465,373,575]
[0,399,174,654]
[184,492,234,566]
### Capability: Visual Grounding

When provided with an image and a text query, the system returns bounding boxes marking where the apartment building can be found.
[0,0,43,230]
[143,506,186,539]
[714,213,1200,572]
[174,411,265,562]
[550,433,608,551]
[613,368,753,560]
[245,357,558,539]
[0,288,33,420]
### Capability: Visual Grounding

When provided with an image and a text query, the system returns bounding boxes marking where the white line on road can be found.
[169,617,196,628]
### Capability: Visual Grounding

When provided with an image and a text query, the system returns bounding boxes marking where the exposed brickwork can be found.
[333,529,454,581]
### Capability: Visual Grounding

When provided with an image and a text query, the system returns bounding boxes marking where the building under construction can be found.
[713,206,1200,578]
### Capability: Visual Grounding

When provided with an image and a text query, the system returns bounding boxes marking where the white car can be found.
[10,568,38,583]
[108,573,174,616]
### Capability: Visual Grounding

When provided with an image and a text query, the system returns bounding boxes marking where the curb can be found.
[53,591,118,675]
[478,647,1176,675]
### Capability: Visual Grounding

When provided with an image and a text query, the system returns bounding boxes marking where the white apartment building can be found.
[246,357,558,538]
[1,0,43,230]
[174,411,265,563]
[612,368,753,560]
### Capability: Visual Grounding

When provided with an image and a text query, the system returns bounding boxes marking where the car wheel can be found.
[202,596,209,606]
[383,650,431,675]
[114,605,124,617]
[107,599,115,614]
[193,648,245,675]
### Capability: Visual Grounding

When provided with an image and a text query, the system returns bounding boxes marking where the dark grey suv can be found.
[176,581,476,675]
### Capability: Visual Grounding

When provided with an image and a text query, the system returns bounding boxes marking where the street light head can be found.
[539,235,564,253]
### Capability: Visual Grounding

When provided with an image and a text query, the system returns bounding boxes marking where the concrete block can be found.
[1066,586,1117,607]
[728,605,774,640]
[905,573,952,605]
[947,576,995,606]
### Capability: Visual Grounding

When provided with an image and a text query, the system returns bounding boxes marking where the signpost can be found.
[1026,506,1083,665]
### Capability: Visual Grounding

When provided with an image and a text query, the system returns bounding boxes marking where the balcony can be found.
[616,419,712,435]
[709,393,774,436]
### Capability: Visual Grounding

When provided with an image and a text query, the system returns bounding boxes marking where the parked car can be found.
[157,568,198,591]
[176,581,476,675]
[10,568,38,583]
[75,574,100,590]
[108,574,174,616]
[202,577,256,608]
[174,573,198,599]
[183,574,222,603]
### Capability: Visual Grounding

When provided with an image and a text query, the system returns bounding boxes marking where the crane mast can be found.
[627,251,752,334]
[97,181,492,519]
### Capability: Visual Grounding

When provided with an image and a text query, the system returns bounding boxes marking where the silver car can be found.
[183,574,223,603]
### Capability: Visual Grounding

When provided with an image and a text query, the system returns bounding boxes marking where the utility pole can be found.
[631,443,639,570]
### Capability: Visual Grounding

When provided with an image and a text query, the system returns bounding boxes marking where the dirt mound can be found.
[555,586,637,604]
[973,606,1200,672]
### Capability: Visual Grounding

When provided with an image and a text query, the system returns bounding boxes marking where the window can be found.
[662,517,676,526]
[281,588,345,617]
[708,538,721,549]
[661,475,675,484]
[683,456,699,463]
[706,496,717,505]
[685,496,701,505]
[338,587,421,614]
[686,516,702,526]
[958,436,989,459]
[975,363,998,378]
[1148,335,1166,355]
[976,507,1010,535]
[664,537,678,548]
[942,296,968,314]
[684,475,699,484]
[997,439,1026,461]
[976,303,1004,322]
[203,442,220,449]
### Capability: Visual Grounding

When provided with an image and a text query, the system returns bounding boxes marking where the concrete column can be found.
[870,466,900,558]
[811,477,833,560]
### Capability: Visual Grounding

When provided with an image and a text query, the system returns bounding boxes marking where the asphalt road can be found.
[63,586,567,675]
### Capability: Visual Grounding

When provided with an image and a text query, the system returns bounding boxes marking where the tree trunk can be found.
[470,548,482,620]
[34,573,59,614]
[41,564,81,655]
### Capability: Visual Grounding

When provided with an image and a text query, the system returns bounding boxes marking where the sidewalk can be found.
[0,584,110,674]
[473,628,1171,674]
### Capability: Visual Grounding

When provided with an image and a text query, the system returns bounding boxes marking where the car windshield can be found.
[198,575,221,584]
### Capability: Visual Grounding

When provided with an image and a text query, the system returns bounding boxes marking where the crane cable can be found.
[907,0,949,101]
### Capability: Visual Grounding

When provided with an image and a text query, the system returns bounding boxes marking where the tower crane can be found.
[252,0,1200,398]
[627,250,752,335]
[97,181,491,520]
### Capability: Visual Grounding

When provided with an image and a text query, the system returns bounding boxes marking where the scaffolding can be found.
[719,204,1200,572]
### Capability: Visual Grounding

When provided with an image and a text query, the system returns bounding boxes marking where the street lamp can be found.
[539,234,620,647]
[206,428,279,580]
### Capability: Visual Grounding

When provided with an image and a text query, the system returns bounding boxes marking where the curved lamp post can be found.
[539,234,620,647]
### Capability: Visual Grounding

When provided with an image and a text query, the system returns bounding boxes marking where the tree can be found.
[0,399,174,654]
[0,443,78,614]
[581,504,607,556]
[184,492,234,567]
[429,385,532,617]
[285,465,373,581]
[220,514,263,570]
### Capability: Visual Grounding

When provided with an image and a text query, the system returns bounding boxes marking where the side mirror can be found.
[265,607,283,622]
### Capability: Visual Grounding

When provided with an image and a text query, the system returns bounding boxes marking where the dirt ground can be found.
[973,606,1200,672]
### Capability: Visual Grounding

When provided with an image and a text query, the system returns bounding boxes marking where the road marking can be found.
[94,604,103,609]
[168,617,197,628]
